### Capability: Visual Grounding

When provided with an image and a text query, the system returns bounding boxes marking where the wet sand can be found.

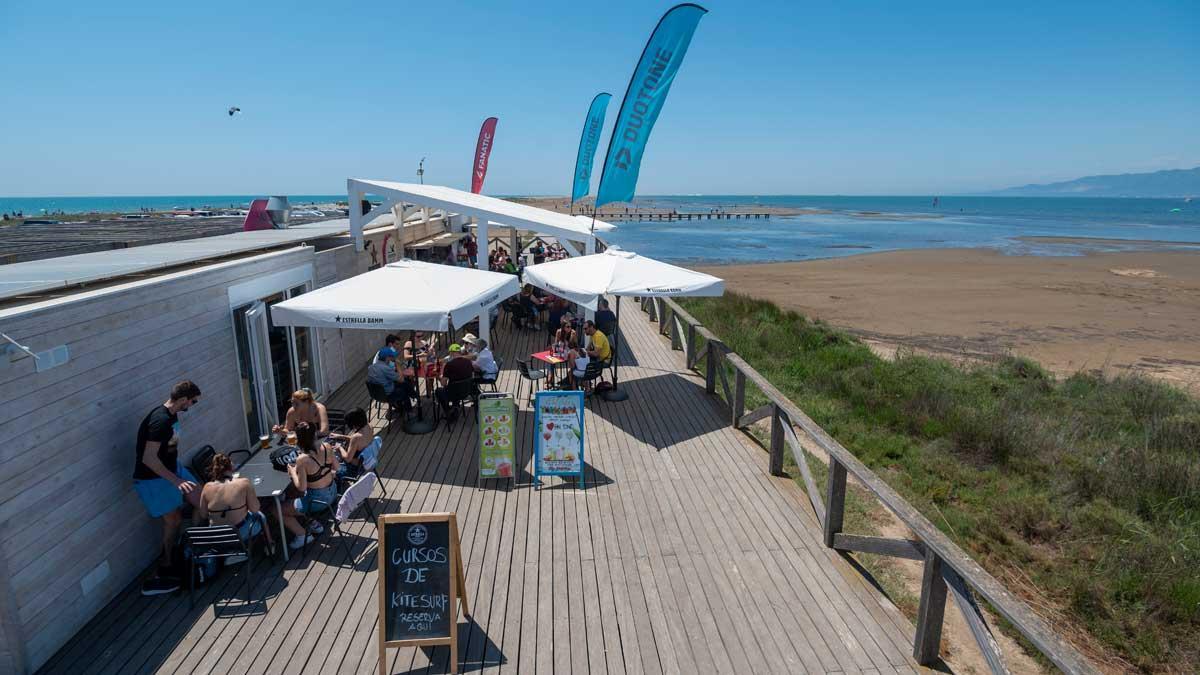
[696,248,1200,389]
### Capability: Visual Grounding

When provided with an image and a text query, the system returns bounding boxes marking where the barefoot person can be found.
[133,380,202,596]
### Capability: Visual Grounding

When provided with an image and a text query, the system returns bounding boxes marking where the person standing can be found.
[133,380,203,596]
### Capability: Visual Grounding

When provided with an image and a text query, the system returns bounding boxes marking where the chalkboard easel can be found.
[377,513,470,674]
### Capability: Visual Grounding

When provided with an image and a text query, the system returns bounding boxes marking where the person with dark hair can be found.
[583,320,611,363]
[594,298,617,334]
[280,422,339,550]
[197,453,269,547]
[331,407,376,478]
[134,380,203,596]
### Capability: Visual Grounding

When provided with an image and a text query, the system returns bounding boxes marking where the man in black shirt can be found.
[133,380,202,595]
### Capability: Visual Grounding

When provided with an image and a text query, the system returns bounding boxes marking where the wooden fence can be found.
[638,296,1097,674]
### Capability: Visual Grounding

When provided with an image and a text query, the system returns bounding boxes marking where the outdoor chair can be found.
[439,379,479,427]
[304,473,385,563]
[325,407,348,434]
[190,446,250,484]
[516,358,547,404]
[575,360,605,394]
[183,524,254,608]
[365,382,390,424]
[337,436,389,504]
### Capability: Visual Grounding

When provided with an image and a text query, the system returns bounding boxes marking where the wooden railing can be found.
[638,296,1096,674]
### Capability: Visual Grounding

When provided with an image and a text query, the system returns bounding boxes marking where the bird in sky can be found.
[228,106,241,117]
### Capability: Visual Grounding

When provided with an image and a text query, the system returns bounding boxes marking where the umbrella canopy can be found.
[522,247,723,310]
[270,259,520,331]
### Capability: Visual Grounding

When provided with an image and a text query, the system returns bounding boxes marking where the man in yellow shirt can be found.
[584,320,611,363]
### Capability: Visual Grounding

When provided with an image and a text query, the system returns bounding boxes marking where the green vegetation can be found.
[678,292,1200,672]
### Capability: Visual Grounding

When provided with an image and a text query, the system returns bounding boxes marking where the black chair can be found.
[516,359,547,404]
[183,525,253,608]
[365,382,390,423]
[325,407,348,434]
[190,446,250,484]
[438,379,479,426]
[575,360,606,407]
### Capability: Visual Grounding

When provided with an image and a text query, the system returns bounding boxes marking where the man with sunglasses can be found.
[133,380,202,596]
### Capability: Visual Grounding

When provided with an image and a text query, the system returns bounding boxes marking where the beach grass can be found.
[678,292,1200,672]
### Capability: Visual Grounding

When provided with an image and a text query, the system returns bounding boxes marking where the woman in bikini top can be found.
[197,453,260,528]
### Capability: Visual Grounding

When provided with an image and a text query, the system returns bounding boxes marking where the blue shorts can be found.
[294,483,337,515]
[134,467,198,518]
[237,511,265,542]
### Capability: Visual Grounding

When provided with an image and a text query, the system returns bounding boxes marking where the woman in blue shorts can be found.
[281,422,339,550]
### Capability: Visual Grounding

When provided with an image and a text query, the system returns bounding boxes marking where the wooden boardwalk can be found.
[39,301,921,674]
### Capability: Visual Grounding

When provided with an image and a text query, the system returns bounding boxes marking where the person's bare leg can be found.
[161,509,182,570]
[281,502,306,537]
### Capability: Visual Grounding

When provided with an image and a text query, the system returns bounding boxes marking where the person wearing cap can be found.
[466,337,498,383]
[435,344,478,418]
[459,333,479,355]
[367,347,414,416]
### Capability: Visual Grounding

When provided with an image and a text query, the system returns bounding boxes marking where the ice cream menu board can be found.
[533,390,585,480]
[477,394,515,480]
[377,513,470,673]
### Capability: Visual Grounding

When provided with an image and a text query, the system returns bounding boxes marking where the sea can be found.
[2,194,1197,265]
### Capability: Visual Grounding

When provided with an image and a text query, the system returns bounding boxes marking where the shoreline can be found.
[694,246,1200,388]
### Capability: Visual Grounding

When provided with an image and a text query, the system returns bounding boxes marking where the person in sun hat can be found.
[460,333,478,355]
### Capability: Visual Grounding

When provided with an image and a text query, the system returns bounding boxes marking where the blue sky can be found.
[1,1,1197,196]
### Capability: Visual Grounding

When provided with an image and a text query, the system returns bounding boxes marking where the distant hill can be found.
[986,166,1200,198]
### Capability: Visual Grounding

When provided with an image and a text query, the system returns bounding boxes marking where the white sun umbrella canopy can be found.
[522,247,724,310]
[523,247,723,401]
[270,259,520,332]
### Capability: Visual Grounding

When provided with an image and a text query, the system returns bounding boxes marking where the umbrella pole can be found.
[602,295,629,402]
[403,328,435,434]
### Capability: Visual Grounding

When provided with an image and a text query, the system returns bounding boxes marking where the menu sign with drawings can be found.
[533,389,585,483]
[377,513,470,675]
[477,393,516,484]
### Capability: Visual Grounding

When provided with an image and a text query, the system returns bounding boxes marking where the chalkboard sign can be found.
[377,513,469,674]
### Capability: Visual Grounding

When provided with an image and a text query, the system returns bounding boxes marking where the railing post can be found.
[670,316,682,351]
[823,459,846,546]
[769,405,785,476]
[732,369,746,428]
[914,549,948,665]
[658,300,669,336]
[685,323,696,369]
[705,341,717,395]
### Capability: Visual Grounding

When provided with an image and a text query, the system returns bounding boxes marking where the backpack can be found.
[269,445,299,472]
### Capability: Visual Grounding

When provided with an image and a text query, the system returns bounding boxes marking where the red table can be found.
[532,350,567,388]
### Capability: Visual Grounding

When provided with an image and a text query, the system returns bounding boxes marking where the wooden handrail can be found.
[638,295,1096,674]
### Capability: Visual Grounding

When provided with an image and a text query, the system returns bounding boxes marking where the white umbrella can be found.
[270,259,519,332]
[271,259,520,433]
[522,247,724,400]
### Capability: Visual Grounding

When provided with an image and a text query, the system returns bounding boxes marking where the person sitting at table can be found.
[403,331,437,361]
[272,389,329,438]
[196,452,270,547]
[519,285,546,329]
[367,348,415,417]
[583,319,612,365]
[372,334,402,363]
[281,422,339,550]
[331,407,375,479]
[594,298,618,335]
[465,337,499,384]
[554,313,579,350]
[435,344,478,418]
[566,347,592,390]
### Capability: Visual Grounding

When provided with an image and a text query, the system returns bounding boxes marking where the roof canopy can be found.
[347,179,615,251]
[269,259,520,331]
[522,247,724,311]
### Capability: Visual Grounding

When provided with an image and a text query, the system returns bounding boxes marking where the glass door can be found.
[244,300,280,436]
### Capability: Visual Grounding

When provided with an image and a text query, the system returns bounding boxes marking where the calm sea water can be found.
[2,194,1197,264]
[602,196,1200,263]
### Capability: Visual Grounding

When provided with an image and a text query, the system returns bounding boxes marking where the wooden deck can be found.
[39,301,921,674]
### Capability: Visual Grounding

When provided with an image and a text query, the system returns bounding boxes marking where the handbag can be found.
[269,445,299,472]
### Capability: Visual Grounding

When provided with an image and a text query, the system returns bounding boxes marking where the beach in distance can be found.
[697,247,1200,388]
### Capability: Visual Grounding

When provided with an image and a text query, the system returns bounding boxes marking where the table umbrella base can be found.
[403,417,436,435]
[601,387,629,402]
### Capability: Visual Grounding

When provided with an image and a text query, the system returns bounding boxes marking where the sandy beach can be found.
[696,248,1200,389]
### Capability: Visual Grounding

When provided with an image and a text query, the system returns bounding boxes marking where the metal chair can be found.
[516,359,547,404]
[183,525,253,608]
[574,360,606,408]
[438,379,479,427]
[365,382,390,423]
